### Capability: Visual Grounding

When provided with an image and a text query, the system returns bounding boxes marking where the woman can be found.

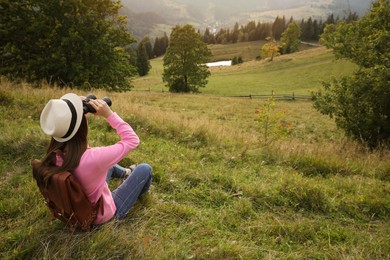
[35,93,152,224]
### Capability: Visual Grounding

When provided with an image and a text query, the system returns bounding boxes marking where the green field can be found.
[0,44,389,259]
[134,44,356,96]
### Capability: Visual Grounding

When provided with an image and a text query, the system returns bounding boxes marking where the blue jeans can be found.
[106,164,127,182]
[111,163,152,219]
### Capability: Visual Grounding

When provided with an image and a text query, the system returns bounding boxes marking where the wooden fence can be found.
[133,89,313,101]
[229,92,313,100]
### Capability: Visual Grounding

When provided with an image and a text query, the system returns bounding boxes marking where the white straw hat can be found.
[40,93,84,142]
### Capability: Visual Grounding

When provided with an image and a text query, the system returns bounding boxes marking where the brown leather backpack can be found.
[32,159,103,231]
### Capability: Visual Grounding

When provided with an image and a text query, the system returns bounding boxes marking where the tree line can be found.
[132,33,168,76]
[201,13,359,45]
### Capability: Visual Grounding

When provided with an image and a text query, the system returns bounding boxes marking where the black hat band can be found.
[61,99,78,139]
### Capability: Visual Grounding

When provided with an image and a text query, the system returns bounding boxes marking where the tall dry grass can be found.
[2,78,388,180]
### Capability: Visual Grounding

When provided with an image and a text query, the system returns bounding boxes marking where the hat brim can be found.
[53,93,84,142]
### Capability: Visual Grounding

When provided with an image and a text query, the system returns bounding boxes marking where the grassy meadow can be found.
[135,44,357,96]
[1,45,389,259]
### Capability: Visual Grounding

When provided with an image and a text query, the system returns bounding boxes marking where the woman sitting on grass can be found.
[34,93,152,224]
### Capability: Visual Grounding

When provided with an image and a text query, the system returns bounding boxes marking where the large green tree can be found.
[280,22,301,54]
[314,0,390,148]
[163,24,211,93]
[0,0,136,91]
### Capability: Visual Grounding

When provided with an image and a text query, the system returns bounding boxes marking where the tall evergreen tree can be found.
[136,42,151,77]
[161,32,169,55]
[153,33,169,57]
[202,28,216,44]
[272,16,286,40]
[231,22,240,43]
[153,37,162,57]
[325,14,336,25]
[301,17,314,41]
[312,19,320,41]
[141,37,154,59]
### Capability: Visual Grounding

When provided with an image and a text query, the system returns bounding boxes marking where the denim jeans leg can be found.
[106,164,127,182]
[112,163,152,219]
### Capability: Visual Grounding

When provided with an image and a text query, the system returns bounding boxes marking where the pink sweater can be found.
[72,113,139,224]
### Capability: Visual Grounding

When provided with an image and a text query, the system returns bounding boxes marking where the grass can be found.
[207,40,315,63]
[134,46,357,96]
[207,41,267,62]
[0,47,389,259]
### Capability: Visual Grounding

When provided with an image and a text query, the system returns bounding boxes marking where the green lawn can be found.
[134,47,356,96]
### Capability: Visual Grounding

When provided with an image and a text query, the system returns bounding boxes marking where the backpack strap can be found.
[52,172,73,216]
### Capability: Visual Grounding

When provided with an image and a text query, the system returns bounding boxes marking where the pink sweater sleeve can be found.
[92,112,140,170]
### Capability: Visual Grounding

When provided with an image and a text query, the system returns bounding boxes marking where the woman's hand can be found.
[88,99,113,118]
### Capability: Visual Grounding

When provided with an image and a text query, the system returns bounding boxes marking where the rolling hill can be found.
[121,0,372,39]
[133,43,357,96]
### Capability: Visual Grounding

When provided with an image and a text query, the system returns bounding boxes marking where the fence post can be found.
[292,92,295,100]
[271,90,274,97]
[249,94,252,99]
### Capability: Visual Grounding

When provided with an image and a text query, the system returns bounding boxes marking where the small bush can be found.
[231,56,243,65]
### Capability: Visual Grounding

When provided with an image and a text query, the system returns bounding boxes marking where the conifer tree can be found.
[141,37,154,59]
[136,42,151,76]
[272,16,286,40]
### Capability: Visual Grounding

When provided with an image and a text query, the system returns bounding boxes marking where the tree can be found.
[232,56,243,65]
[314,0,390,148]
[301,17,314,41]
[215,28,229,44]
[280,22,301,54]
[231,22,240,43]
[153,33,169,57]
[260,37,281,61]
[272,16,286,40]
[141,37,154,59]
[255,97,289,146]
[163,24,212,93]
[136,42,151,76]
[0,0,136,91]
[202,28,215,44]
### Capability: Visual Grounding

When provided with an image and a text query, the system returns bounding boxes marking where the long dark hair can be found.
[33,115,88,187]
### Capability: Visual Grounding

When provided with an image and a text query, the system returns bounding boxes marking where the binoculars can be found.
[83,94,112,114]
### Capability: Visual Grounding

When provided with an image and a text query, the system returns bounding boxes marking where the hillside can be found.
[133,45,357,96]
[121,0,372,38]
